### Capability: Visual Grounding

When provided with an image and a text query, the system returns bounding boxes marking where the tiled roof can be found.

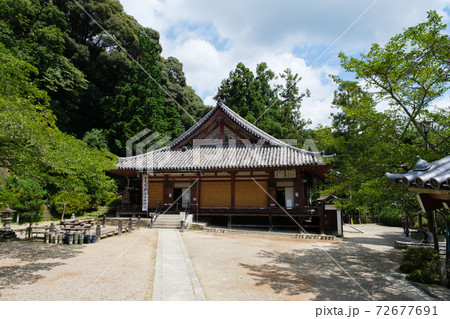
[116,100,330,171]
[117,145,322,171]
[165,100,293,150]
[386,155,450,190]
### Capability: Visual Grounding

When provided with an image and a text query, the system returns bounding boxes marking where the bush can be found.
[106,196,122,216]
[0,175,47,224]
[378,206,403,227]
[400,247,440,283]
[49,191,90,218]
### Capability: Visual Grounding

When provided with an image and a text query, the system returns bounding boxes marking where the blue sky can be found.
[120,0,450,127]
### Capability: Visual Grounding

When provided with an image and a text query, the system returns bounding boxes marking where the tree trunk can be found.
[61,202,66,222]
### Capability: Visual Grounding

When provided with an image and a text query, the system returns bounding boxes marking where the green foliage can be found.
[338,10,450,155]
[0,0,212,219]
[49,191,89,218]
[400,247,440,283]
[0,175,46,224]
[107,31,178,156]
[315,12,449,220]
[83,128,109,150]
[0,44,117,217]
[106,196,122,216]
[215,62,310,143]
[378,206,404,227]
[0,0,208,155]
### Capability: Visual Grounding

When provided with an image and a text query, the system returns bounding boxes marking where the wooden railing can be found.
[149,202,162,228]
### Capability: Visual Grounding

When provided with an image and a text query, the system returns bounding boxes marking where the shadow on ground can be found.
[0,242,84,290]
[240,241,413,301]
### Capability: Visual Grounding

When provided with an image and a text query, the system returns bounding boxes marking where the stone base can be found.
[0,229,17,242]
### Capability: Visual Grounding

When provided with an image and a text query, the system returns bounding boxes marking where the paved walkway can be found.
[152,229,205,301]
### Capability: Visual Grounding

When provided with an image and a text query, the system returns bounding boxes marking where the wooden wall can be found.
[200,181,231,207]
[148,182,163,206]
[235,181,267,207]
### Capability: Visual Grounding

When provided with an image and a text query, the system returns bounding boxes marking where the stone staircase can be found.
[151,214,181,229]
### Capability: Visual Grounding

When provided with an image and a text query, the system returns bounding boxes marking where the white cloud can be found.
[165,39,228,98]
[119,0,450,127]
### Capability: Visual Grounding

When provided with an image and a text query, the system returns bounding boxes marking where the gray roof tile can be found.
[386,155,450,190]
[117,145,321,171]
[116,100,330,171]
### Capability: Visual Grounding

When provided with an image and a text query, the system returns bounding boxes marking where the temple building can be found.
[110,100,340,235]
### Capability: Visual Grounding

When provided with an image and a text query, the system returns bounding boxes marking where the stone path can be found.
[152,229,205,301]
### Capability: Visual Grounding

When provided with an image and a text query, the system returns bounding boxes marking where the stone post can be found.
[1,205,14,230]
[96,224,101,241]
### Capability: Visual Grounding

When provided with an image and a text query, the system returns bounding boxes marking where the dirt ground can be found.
[181,227,411,301]
[0,224,447,301]
[0,229,157,301]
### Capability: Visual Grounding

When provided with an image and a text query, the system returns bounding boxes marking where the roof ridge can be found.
[217,100,289,147]
[119,99,335,161]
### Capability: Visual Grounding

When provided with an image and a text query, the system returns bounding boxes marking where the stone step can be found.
[150,213,186,229]
[158,215,180,220]
[153,221,180,225]
[152,224,181,229]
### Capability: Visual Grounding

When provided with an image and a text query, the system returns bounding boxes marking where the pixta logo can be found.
[126,129,171,157]
[125,129,173,174]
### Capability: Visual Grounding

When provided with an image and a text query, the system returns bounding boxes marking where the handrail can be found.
[185,201,191,217]
[149,202,162,228]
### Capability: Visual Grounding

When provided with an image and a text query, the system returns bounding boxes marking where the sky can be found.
[119,0,450,127]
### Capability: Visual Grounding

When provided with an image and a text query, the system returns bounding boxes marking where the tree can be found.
[315,12,450,223]
[215,62,259,121]
[276,68,311,139]
[161,56,211,134]
[338,10,450,156]
[315,79,419,222]
[0,44,117,217]
[107,31,178,156]
[0,175,47,224]
[83,128,109,150]
[215,62,311,143]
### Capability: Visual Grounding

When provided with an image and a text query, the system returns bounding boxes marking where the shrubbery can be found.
[400,247,440,283]
[378,206,404,227]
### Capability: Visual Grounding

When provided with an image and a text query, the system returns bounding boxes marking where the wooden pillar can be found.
[319,201,326,234]
[231,171,235,211]
[427,210,439,251]
[418,193,441,252]
[298,217,304,233]
[319,215,326,235]
[269,215,272,232]
[267,171,276,209]
[197,173,201,222]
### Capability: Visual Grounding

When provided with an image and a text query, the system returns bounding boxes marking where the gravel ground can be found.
[0,228,157,301]
[181,225,426,301]
[0,224,448,301]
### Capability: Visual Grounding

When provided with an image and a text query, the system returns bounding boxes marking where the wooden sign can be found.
[142,174,148,211]
[274,169,296,179]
